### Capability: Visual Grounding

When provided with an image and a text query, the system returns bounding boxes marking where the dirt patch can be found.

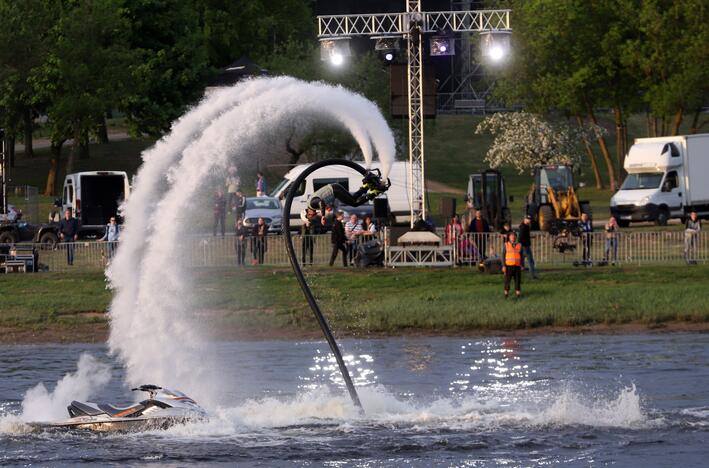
[426,180,465,195]
[1,319,707,345]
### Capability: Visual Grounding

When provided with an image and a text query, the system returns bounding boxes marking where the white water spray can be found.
[106,78,396,402]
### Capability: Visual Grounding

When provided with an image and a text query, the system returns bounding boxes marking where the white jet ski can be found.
[35,384,207,432]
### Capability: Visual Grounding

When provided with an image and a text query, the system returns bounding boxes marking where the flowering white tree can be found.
[475,112,596,174]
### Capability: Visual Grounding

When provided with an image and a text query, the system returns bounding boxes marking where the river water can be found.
[1,334,707,467]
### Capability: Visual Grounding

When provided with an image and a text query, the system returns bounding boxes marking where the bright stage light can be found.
[480,30,511,64]
[430,36,454,56]
[320,38,351,66]
[330,53,344,66]
[384,52,394,61]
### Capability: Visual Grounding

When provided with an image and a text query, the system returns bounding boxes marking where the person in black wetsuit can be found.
[302,170,390,218]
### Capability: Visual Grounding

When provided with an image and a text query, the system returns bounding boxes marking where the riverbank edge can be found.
[2,321,707,345]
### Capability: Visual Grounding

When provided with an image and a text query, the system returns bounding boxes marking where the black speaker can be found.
[439,197,457,220]
[373,198,389,219]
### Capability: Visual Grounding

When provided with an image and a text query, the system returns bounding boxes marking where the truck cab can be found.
[609,136,706,226]
[466,169,511,230]
[61,171,130,238]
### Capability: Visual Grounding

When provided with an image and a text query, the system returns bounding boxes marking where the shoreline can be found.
[1,321,707,345]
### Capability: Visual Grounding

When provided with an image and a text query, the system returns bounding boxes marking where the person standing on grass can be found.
[603,216,619,265]
[100,216,120,261]
[684,211,701,265]
[233,188,246,220]
[256,172,267,197]
[518,215,537,278]
[468,210,490,261]
[58,208,79,265]
[300,208,321,266]
[234,217,248,266]
[345,213,363,266]
[502,231,523,298]
[329,211,348,267]
[579,212,593,266]
[251,217,269,264]
[213,188,227,237]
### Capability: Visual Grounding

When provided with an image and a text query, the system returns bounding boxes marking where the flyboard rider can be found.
[300,169,391,222]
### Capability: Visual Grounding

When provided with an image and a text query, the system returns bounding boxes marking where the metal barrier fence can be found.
[447,231,708,267]
[2,229,705,273]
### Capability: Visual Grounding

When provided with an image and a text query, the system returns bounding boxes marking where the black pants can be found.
[252,239,266,264]
[504,265,521,292]
[311,184,368,211]
[330,242,347,266]
[213,212,226,236]
[302,236,314,265]
[64,240,75,265]
[582,234,592,262]
[234,239,246,265]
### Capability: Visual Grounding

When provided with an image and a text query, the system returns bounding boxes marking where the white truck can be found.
[610,134,709,226]
[60,171,130,237]
[270,161,411,227]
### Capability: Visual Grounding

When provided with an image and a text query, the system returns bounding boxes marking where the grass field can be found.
[1,265,707,338]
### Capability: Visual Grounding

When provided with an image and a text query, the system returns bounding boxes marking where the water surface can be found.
[1,334,707,466]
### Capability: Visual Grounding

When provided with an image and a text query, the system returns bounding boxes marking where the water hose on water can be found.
[282,159,365,411]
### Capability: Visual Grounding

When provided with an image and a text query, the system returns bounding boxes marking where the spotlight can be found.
[430,36,454,56]
[330,53,344,66]
[373,36,400,64]
[480,31,511,63]
[320,38,351,66]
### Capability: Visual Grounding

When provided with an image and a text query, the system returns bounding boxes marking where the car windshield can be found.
[270,179,289,198]
[539,166,574,190]
[621,173,663,190]
[246,198,280,210]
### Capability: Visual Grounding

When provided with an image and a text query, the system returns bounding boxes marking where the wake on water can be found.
[0,78,653,435]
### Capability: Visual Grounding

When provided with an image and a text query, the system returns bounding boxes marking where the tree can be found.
[0,0,56,160]
[36,0,135,195]
[621,0,709,136]
[120,0,210,137]
[495,0,645,190]
[199,0,315,68]
[475,112,595,174]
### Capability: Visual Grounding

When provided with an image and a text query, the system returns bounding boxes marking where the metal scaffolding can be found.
[317,3,511,225]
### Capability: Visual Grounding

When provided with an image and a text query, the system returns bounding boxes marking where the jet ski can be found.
[34,384,207,432]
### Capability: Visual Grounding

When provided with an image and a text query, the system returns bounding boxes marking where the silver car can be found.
[242,197,283,233]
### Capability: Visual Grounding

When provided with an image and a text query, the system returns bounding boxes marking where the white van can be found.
[270,161,411,227]
[62,171,130,236]
[610,134,709,226]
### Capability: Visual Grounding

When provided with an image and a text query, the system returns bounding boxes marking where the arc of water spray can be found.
[282,159,366,411]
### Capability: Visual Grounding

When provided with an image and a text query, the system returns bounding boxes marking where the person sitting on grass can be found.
[502,231,523,299]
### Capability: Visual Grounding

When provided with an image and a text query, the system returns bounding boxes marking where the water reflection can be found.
[450,339,538,398]
[298,349,377,390]
[402,344,434,373]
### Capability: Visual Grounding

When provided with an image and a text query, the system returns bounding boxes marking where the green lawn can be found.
[2,265,707,334]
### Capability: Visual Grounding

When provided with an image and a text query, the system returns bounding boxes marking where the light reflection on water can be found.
[449,339,538,398]
[299,350,378,390]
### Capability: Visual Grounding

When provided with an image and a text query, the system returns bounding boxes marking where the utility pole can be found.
[317,4,510,226]
[0,129,6,215]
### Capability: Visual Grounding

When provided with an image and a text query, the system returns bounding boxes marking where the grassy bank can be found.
[1,265,707,341]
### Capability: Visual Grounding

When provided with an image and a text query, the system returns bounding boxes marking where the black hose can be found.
[282,159,364,411]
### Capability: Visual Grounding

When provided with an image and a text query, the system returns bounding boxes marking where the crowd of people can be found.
[443,209,703,298]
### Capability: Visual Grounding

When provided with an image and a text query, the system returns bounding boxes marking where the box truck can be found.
[610,134,709,226]
[270,161,411,228]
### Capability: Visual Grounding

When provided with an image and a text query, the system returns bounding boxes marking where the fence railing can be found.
[1,229,705,273]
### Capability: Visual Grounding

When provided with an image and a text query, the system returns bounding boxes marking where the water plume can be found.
[106,78,396,403]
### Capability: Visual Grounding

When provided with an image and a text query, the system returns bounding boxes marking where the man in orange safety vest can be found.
[502,231,523,298]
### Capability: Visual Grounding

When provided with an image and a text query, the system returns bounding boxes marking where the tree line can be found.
[495,0,708,190]
[0,0,315,195]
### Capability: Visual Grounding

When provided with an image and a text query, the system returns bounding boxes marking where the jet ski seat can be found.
[97,403,145,418]
[68,401,104,417]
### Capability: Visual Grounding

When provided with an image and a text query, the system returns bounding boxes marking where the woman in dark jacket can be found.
[251,217,269,265]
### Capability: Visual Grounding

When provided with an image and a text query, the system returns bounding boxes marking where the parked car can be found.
[242,197,283,233]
